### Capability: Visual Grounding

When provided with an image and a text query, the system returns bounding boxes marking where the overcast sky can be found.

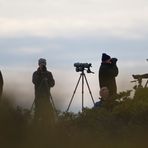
[0,0,148,111]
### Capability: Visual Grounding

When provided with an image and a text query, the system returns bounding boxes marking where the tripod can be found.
[66,70,95,112]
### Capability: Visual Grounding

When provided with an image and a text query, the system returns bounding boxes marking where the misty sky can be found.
[0,0,148,111]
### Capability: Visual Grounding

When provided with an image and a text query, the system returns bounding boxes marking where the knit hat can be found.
[101,53,111,62]
[38,58,46,66]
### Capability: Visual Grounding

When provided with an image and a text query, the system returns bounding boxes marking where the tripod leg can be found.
[84,74,95,105]
[82,74,84,111]
[66,75,82,112]
[30,99,35,112]
[49,94,58,122]
[49,94,56,113]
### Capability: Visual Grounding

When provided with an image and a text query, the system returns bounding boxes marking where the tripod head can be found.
[74,62,94,74]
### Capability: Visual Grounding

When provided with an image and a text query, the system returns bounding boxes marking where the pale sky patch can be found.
[0,16,148,39]
[0,0,148,39]
[16,48,43,55]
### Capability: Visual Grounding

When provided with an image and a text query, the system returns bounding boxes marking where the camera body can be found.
[74,63,94,73]
[110,58,118,65]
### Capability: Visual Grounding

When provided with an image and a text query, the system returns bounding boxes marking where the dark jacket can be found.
[0,71,3,98]
[32,67,55,99]
[94,100,104,108]
[99,62,118,96]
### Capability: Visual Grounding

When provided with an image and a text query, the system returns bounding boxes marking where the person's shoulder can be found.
[94,101,100,107]
[46,70,52,74]
[94,100,103,108]
[100,63,108,67]
[33,70,38,75]
[100,63,109,69]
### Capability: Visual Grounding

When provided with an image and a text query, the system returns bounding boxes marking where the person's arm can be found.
[110,64,119,77]
[32,71,41,86]
[47,72,55,87]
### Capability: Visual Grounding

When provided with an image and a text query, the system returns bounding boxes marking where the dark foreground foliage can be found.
[1,88,148,148]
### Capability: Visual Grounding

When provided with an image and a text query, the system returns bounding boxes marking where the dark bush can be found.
[1,88,148,148]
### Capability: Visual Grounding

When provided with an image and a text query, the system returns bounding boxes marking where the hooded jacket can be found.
[32,67,55,99]
[99,62,118,96]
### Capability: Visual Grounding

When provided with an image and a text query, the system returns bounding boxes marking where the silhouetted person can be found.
[0,70,3,100]
[99,53,119,97]
[32,58,55,124]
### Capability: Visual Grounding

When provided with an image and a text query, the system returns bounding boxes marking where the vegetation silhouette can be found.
[1,87,148,148]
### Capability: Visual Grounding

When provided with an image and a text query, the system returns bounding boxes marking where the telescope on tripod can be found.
[131,74,148,89]
[66,63,95,112]
[130,59,148,89]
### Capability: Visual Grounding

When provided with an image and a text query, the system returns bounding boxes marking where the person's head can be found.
[101,53,111,63]
[99,87,109,100]
[38,58,47,70]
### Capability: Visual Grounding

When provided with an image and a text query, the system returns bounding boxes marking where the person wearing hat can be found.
[32,58,55,123]
[99,53,119,97]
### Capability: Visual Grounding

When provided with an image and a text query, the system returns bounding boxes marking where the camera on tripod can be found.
[131,74,148,89]
[66,62,95,112]
[74,63,94,73]
[132,74,148,80]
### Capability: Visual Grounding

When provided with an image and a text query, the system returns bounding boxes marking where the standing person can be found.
[32,58,55,124]
[0,70,3,100]
[99,53,119,97]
